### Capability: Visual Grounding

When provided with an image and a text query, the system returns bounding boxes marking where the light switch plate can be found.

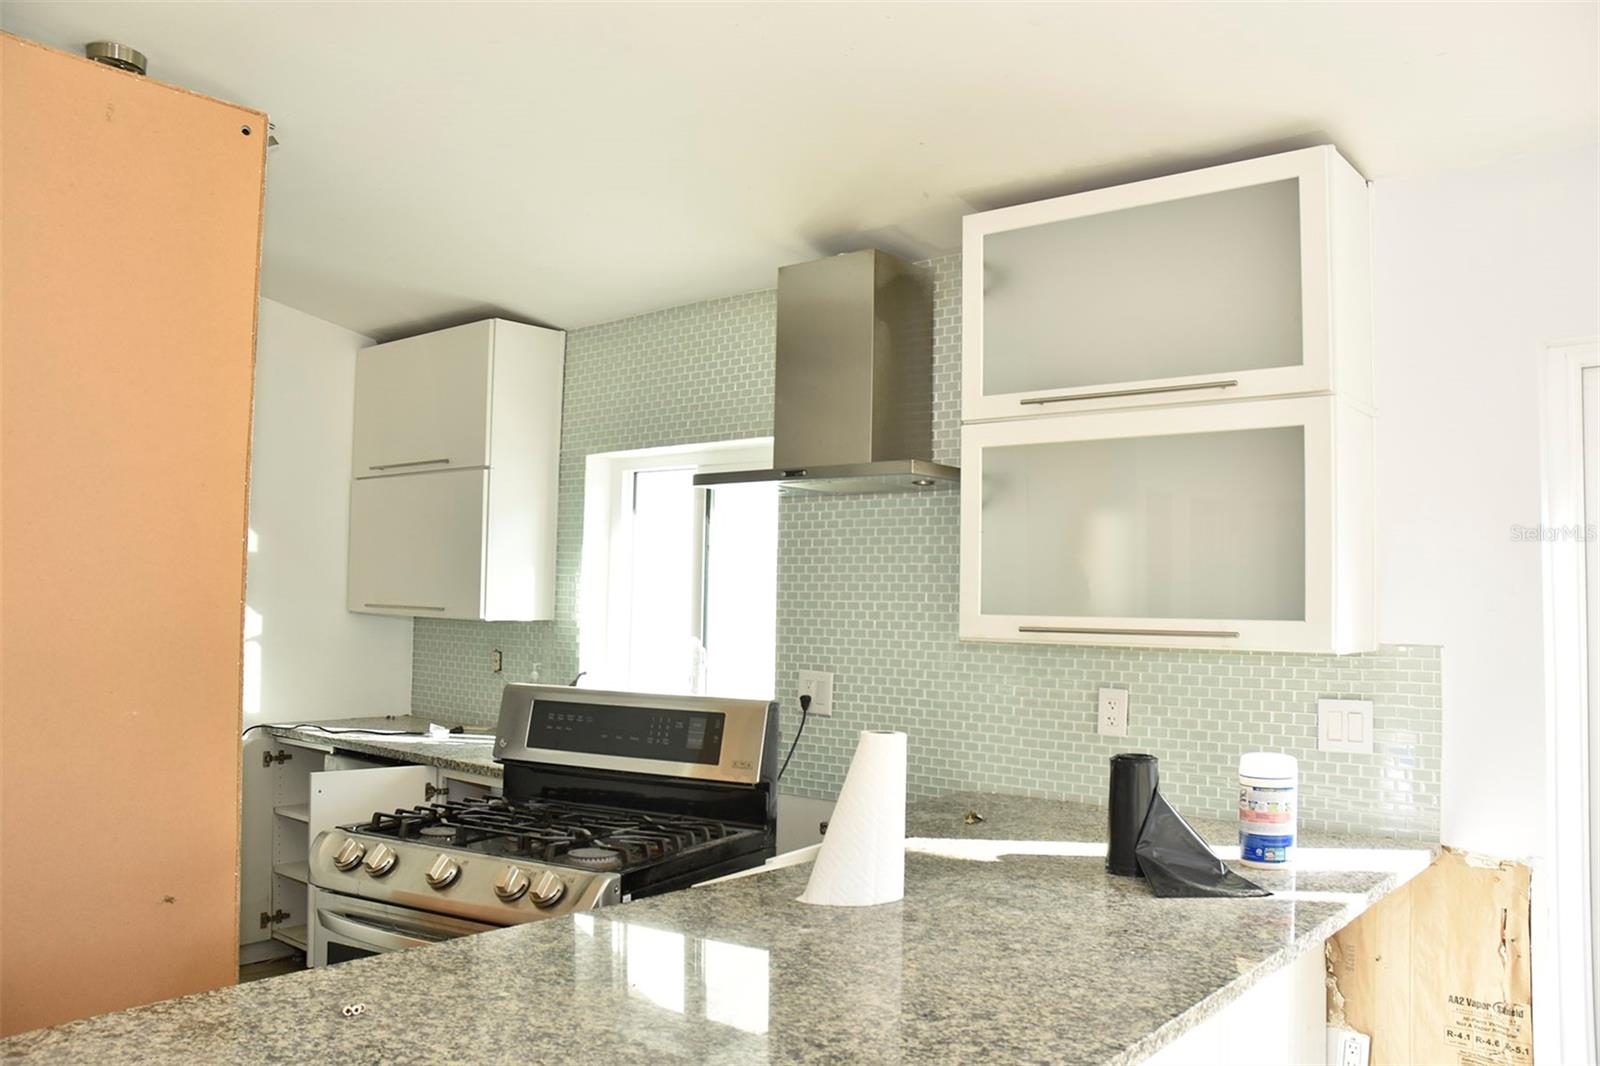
[1097,688,1129,737]
[1318,698,1375,754]
[798,670,834,717]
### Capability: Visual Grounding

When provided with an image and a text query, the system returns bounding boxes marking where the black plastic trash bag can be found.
[1107,752,1269,899]
[1135,790,1269,898]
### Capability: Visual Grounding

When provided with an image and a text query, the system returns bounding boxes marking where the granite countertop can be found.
[265,716,503,779]
[1,792,1434,1065]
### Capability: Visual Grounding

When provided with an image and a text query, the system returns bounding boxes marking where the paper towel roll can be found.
[799,730,907,907]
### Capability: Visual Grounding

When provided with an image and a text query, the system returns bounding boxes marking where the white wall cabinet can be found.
[959,146,1375,654]
[348,319,563,621]
[960,396,1374,654]
[963,145,1371,420]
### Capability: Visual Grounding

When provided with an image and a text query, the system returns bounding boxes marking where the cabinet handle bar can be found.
[369,458,452,471]
[1019,625,1240,639]
[1020,380,1239,406]
[365,603,448,612]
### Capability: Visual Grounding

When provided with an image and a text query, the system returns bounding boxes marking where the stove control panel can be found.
[494,684,775,787]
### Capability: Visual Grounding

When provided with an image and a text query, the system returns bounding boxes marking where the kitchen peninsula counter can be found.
[1,792,1433,1065]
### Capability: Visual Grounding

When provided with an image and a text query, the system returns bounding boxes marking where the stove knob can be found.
[424,854,460,890]
[332,839,366,872]
[493,866,529,902]
[529,871,566,909]
[363,843,398,878]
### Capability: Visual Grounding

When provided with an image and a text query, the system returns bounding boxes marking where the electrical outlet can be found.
[1097,688,1129,737]
[490,649,503,674]
[1326,1027,1371,1066]
[1318,698,1375,754]
[797,670,833,717]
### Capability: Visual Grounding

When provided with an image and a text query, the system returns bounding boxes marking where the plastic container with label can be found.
[1238,752,1297,868]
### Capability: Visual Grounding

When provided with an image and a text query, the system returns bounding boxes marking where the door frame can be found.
[1537,339,1599,1065]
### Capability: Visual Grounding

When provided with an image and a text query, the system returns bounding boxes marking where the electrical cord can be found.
[776,693,811,782]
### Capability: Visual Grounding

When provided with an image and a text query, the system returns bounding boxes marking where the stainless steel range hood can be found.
[694,249,958,496]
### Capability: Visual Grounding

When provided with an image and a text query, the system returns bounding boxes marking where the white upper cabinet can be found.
[960,396,1374,654]
[348,319,564,621]
[963,146,1372,420]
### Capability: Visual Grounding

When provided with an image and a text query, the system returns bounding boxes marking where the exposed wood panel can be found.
[0,34,264,1035]
[1327,849,1533,1066]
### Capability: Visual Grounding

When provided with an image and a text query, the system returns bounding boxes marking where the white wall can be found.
[1372,143,1599,861]
[238,298,413,945]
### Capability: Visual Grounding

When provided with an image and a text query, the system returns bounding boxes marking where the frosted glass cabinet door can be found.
[980,426,1307,621]
[959,397,1367,653]
[962,146,1372,420]
[984,179,1302,389]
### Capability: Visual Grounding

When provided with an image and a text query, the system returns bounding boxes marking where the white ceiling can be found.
[5,2,1596,340]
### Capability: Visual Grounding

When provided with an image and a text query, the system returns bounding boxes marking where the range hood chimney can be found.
[694,249,958,495]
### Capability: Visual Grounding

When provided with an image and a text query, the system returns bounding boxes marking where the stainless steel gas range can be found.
[308,685,778,965]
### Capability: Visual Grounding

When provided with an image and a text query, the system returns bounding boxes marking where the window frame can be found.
[578,438,774,693]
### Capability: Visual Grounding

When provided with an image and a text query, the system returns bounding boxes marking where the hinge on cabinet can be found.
[259,909,291,929]
[262,749,293,768]
[425,782,449,801]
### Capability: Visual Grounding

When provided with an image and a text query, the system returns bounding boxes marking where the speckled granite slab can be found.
[266,716,503,779]
[1,792,1432,1065]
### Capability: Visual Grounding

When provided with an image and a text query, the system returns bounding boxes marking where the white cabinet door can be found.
[352,320,494,475]
[963,146,1370,421]
[306,765,436,966]
[348,469,488,618]
[308,764,436,837]
[960,396,1373,653]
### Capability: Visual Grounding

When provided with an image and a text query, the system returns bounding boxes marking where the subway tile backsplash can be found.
[412,254,1441,839]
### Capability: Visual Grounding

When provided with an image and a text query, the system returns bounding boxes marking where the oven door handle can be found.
[317,909,449,952]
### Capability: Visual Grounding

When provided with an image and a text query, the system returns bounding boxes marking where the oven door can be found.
[312,887,497,966]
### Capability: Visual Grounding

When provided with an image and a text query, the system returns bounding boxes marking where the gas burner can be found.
[566,846,624,871]
[353,796,747,873]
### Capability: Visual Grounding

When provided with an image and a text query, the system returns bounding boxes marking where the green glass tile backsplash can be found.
[412,255,1440,838]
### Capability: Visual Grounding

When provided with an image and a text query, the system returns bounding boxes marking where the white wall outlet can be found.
[1318,698,1375,754]
[798,670,834,717]
[1326,1026,1371,1066]
[1097,687,1129,737]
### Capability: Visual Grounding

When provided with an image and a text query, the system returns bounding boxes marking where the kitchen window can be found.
[579,439,777,698]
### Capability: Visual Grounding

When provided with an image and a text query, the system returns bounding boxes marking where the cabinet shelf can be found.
[273,803,309,823]
[272,924,308,952]
[273,861,309,885]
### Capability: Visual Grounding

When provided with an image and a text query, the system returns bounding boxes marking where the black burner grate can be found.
[357,797,740,870]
